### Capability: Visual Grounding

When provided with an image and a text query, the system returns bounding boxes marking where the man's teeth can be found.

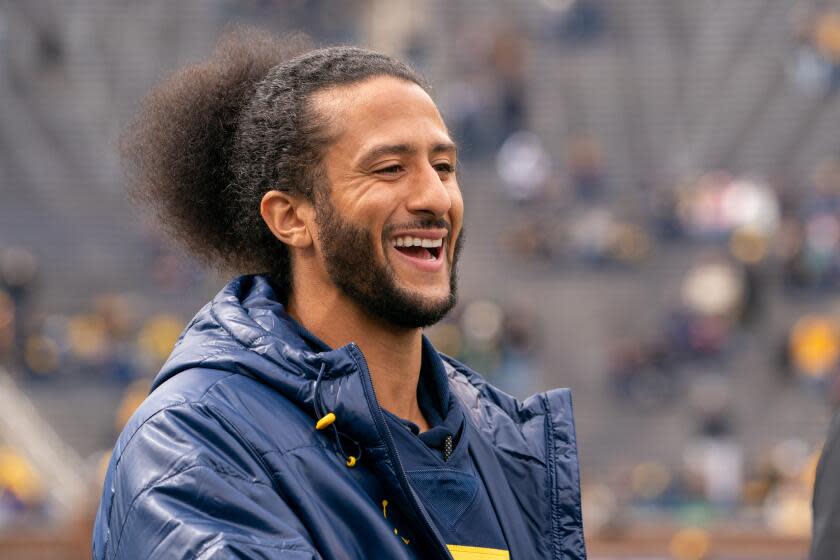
[391,236,443,248]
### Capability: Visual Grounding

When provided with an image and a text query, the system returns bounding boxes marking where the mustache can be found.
[383,218,452,238]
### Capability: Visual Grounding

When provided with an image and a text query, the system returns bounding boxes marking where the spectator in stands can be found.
[0,446,44,525]
[0,247,38,369]
[489,27,529,143]
[813,7,840,92]
[550,0,606,46]
[0,291,13,366]
[93,28,585,559]
[568,133,606,201]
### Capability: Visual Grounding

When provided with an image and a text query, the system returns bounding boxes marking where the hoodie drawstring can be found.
[313,363,362,467]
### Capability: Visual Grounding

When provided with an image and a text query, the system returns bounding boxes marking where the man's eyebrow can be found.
[431,142,458,158]
[358,142,458,167]
[358,144,415,167]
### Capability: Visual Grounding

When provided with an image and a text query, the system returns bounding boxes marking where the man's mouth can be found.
[390,235,444,261]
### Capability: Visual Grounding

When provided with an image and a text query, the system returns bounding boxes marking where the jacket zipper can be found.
[349,343,454,560]
[443,435,453,462]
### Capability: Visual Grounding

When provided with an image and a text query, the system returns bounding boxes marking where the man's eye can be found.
[375,165,403,175]
[434,163,455,173]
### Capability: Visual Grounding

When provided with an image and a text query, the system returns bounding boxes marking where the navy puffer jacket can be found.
[93,275,586,559]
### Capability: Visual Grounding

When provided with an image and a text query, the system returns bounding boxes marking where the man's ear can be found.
[260,190,315,248]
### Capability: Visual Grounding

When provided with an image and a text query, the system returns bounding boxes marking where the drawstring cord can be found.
[313,363,362,467]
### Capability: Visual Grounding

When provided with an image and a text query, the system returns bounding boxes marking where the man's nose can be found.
[407,164,453,218]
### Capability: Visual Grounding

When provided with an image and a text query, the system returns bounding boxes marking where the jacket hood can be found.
[152,274,383,448]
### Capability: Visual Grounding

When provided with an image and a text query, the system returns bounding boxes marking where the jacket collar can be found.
[151,274,449,450]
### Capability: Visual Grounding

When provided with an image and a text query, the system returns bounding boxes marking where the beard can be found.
[314,196,463,329]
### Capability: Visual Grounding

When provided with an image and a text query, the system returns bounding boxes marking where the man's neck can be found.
[286,288,430,431]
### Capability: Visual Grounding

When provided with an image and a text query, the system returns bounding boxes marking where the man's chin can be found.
[375,284,457,329]
[395,283,452,308]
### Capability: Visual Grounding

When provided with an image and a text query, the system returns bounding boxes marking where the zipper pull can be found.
[443,434,453,462]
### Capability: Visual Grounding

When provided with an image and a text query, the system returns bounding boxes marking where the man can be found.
[93,28,586,560]
[812,412,840,558]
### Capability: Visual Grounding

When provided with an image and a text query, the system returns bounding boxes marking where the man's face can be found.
[310,76,465,328]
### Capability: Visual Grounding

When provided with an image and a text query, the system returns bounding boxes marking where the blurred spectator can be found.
[677,173,780,241]
[94,294,140,381]
[814,7,840,92]
[729,227,770,327]
[630,461,674,506]
[458,299,505,379]
[775,157,840,291]
[136,313,185,373]
[0,247,39,367]
[546,0,606,46]
[496,305,542,396]
[23,334,61,377]
[649,186,685,240]
[441,73,494,157]
[764,440,813,538]
[496,131,551,202]
[668,527,711,560]
[680,256,743,319]
[790,4,840,95]
[489,27,529,141]
[501,217,553,262]
[608,335,678,409]
[568,208,614,263]
[788,314,840,386]
[443,19,531,154]
[790,19,834,95]
[568,134,606,201]
[426,299,542,398]
[0,291,14,365]
[580,483,618,535]
[115,378,152,432]
[684,376,742,510]
[0,446,44,526]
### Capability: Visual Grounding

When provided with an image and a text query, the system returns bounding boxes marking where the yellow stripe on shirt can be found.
[447,544,510,560]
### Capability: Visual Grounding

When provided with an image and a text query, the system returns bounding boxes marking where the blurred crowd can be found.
[0,246,190,384]
[0,242,194,525]
[600,157,840,409]
[2,0,840,551]
[583,435,817,550]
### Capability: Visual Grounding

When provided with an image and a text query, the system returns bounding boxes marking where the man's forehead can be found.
[311,75,430,109]
[311,77,447,132]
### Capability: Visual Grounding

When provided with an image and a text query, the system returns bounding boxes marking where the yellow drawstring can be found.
[315,412,336,430]
[315,413,355,467]
[313,365,361,468]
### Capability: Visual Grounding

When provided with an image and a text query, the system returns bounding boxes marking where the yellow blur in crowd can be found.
[0,446,42,507]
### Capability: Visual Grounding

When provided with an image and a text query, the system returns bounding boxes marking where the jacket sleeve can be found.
[95,402,320,560]
[811,410,840,560]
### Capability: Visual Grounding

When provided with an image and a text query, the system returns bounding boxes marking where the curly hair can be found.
[122,27,427,296]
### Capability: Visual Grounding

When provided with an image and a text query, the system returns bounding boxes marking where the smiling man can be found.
[93,29,586,560]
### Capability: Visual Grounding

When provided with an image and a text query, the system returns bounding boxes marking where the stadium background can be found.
[2,0,840,558]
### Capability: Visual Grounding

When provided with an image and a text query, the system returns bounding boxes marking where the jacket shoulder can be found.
[122,367,322,458]
[439,355,586,559]
[440,354,573,426]
[95,368,322,559]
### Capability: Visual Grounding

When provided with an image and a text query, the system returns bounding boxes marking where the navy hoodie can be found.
[93,275,586,559]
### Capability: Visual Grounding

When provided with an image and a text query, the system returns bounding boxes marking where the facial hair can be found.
[315,196,463,329]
